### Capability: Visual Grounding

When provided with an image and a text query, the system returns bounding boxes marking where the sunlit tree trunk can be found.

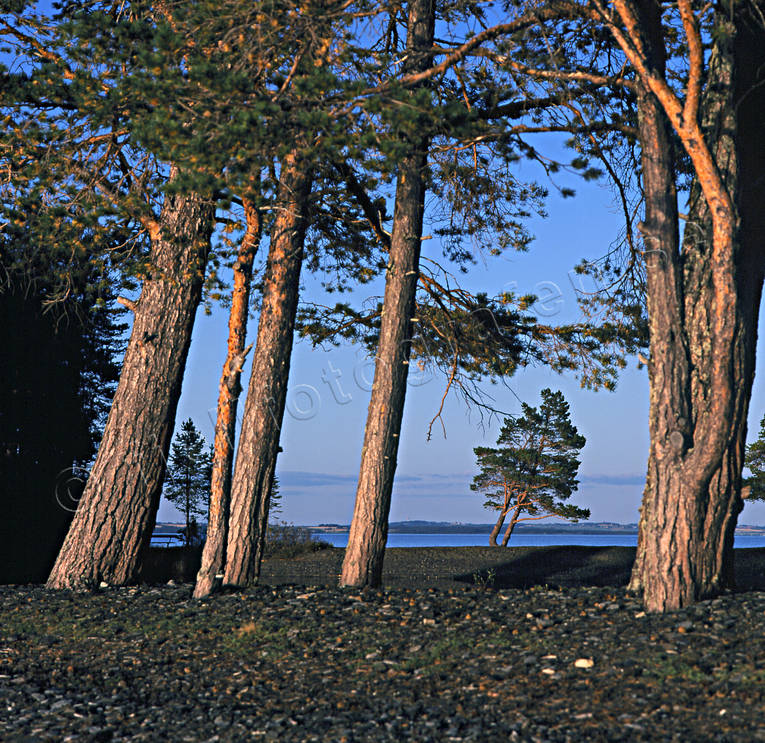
[489,484,514,545]
[340,0,436,588]
[223,151,312,587]
[500,505,522,547]
[194,196,261,598]
[489,509,508,546]
[627,3,765,610]
[47,179,214,589]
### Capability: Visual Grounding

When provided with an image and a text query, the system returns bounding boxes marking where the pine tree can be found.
[744,415,765,502]
[164,420,212,547]
[267,476,282,520]
[607,2,764,611]
[340,0,436,588]
[477,0,764,610]
[472,389,589,547]
[194,197,260,597]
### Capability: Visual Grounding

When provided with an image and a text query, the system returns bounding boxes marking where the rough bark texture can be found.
[223,152,312,587]
[340,0,435,588]
[629,4,765,611]
[193,198,261,599]
[628,0,686,603]
[47,184,214,589]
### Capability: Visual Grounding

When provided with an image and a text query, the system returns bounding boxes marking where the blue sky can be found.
[160,153,765,526]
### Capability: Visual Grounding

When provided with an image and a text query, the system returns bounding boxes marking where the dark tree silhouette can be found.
[0,255,123,583]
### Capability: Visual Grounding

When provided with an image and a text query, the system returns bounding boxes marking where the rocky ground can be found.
[1,546,764,742]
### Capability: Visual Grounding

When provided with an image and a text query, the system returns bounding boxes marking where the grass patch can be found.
[264,522,334,559]
[642,655,765,685]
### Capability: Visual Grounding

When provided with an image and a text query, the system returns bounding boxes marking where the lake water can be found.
[315,533,765,549]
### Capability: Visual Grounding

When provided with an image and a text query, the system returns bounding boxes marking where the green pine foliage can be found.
[744,415,765,501]
[292,1,644,398]
[3,2,644,399]
[163,419,212,546]
[471,389,589,543]
[0,0,128,577]
[0,2,166,298]
[54,0,390,297]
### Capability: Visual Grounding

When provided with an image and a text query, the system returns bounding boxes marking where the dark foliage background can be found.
[0,250,124,583]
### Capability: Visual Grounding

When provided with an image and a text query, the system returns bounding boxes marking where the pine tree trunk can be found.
[628,7,765,610]
[194,197,261,598]
[500,506,522,547]
[628,0,685,602]
[489,510,508,546]
[47,183,213,589]
[223,151,312,587]
[185,490,191,547]
[340,0,435,588]
[250,456,277,573]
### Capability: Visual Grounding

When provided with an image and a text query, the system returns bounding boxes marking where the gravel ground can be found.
[1,547,764,742]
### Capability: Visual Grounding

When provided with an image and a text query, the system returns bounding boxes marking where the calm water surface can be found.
[317,533,765,549]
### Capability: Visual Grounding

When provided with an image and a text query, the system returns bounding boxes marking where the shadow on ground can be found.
[256,545,765,593]
[732,547,765,590]
[452,546,635,589]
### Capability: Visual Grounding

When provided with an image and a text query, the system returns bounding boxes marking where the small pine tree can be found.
[744,414,765,501]
[202,442,214,514]
[268,476,282,520]
[472,388,589,546]
[163,420,212,546]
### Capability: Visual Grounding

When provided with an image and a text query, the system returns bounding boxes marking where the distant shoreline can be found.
[305,524,640,536]
[301,521,765,537]
[152,520,765,537]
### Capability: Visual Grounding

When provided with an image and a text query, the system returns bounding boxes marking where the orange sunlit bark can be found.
[194,197,261,598]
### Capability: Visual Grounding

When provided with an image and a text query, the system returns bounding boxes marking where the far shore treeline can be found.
[151,520,765,538]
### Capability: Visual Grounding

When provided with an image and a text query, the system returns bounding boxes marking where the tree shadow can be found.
[454,546,636,589]
[139,547,202,584]
[732,548,765,591]
[454,546,765,592]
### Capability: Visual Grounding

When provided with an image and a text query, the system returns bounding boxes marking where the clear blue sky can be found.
[160,154,765,526]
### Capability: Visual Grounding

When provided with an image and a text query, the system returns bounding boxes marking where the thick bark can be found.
[629,5,765,610]
[340,0,436,588]
[628,0,686,601]
[194,197,261,598]
[250,455,276,575]
[223,151,312,587]
[682,6,765,597]
[47,183,214,589]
